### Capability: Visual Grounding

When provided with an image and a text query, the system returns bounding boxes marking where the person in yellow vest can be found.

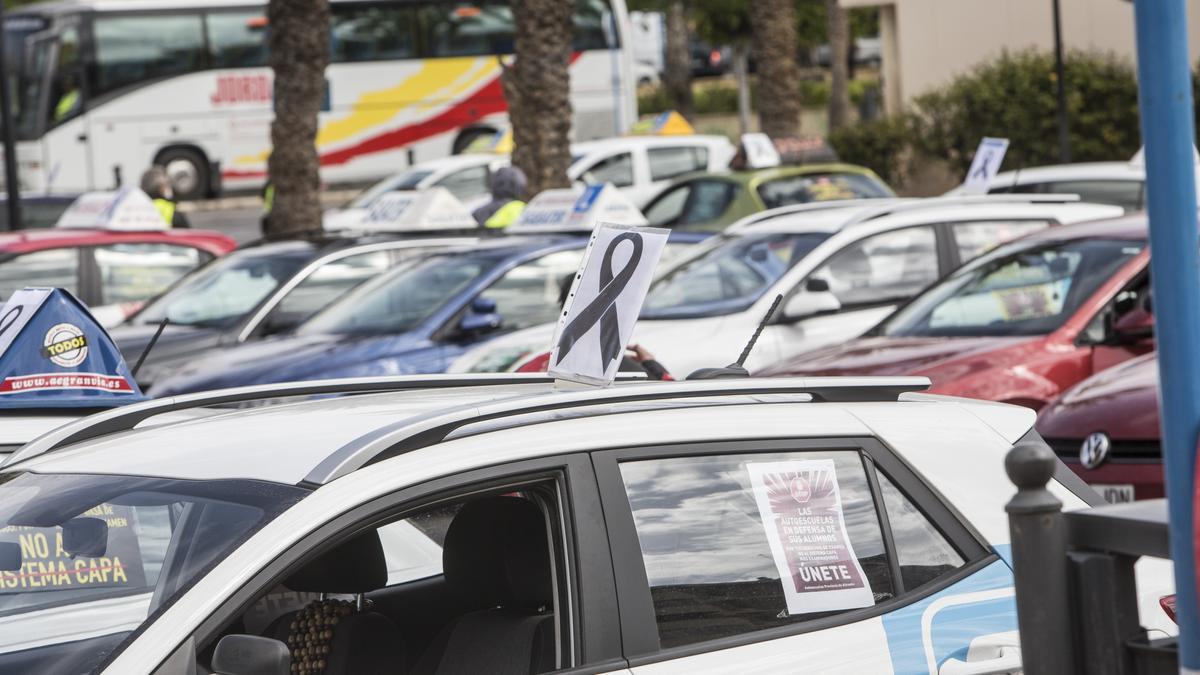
[140,166,191,228]
[471,166,527,229]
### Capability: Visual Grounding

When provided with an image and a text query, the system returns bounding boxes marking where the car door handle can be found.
[77,134,87,142]
[939,646,1021,675]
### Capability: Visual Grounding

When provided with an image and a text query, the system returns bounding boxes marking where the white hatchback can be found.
[0,374,1175,674]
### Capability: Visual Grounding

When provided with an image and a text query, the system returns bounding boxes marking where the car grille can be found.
[1045,437,1161,462]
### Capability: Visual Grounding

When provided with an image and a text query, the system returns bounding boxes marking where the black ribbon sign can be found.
[556,231,644,372]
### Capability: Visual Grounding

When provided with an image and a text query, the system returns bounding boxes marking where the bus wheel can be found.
[157,147,210,201]
[452,127,496,155]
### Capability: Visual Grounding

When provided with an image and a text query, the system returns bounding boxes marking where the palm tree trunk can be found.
[265,0,330,240]
[663,0,693,120]
[826,0,851,131]
[505,0,573,196]
[733,44,751,135]
[750,0,802,138]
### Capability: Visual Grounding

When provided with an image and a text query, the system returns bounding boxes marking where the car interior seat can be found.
[411,496,556,675]
[265,530,405,675]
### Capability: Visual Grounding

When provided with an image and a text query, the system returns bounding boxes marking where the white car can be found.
[944,156,1200,212]
[451,195,1124,377]
[0,374,1173,674]
[569,135,737,207]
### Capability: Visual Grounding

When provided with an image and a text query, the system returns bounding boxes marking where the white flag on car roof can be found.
[55,188,167,231]
[509,183,648,233]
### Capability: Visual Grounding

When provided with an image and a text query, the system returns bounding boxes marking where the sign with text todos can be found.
[56,188,167,231]
[747,459,875,615]
[548,223,669,385]
[349,187,477,232]
[511,183,649,233]
[960,137,1010,195]
[742,133,782,169]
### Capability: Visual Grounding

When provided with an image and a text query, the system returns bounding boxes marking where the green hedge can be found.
[828,116,913,187]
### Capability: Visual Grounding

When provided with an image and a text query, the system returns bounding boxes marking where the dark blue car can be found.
[150,236,592,395]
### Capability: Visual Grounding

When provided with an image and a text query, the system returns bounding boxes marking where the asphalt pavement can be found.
[181,189,361,244]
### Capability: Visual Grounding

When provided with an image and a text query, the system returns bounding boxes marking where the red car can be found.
[757,215,1155,410]
[1036,352,1161,502]
[0,228,236,326]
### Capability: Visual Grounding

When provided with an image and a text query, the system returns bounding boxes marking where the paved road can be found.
[181,188,360,244]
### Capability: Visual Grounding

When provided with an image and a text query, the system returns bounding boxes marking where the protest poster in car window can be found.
[747,459,875,615]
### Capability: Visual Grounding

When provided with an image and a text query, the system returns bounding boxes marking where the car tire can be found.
[156,147,210,201]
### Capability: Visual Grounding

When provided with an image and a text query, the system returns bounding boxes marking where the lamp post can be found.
[1051,0,1070,163]
[0,7,23,231]
[1132,0,1200,667]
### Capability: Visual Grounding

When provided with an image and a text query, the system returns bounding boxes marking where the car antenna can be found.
[131,317,169,379]
[687,294,783,380]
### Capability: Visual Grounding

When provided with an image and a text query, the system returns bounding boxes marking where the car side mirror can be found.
[458,297,502,338]
[781,283,841,323]
[0,541,21,571]
[1107,306,1155,345]
[212,635,290,675]
[62,517,108,558]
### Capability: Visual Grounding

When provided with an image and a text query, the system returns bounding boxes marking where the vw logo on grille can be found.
[1079,432,1111,470]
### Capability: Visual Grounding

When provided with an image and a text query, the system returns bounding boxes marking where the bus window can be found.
[332,5,417,62]
[575,0,618,49]
[207,11,268,68]
[92,14,205,96]
[421,3,515,57]
[49,26,82,125]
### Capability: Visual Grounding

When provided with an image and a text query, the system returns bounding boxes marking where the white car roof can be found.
[0,414,82,446]
[943,162,1145,195]
[8,376,1035,487]
[571,135,734,156]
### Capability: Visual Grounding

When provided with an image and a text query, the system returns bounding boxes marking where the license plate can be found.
[1095,484,1135,503]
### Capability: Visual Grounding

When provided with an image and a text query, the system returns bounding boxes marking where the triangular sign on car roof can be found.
[55,188,168,231]
[629,110,695,136]
[0,288,147,408]
[335,187,479,232]
[509,183,649,233]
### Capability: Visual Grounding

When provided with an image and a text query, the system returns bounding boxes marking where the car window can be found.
[952,220,1051,262]
[348,169,436,209]
[583,153,634,188]
[0,249,79,300]
[875,472,964,590]
[435,165,491,202]
[756,172,893,209]
[0,472,305,673]
[648,146,709,182]
[95,244,204,305]
[883,237,1145,338]
[299,249,508,336]
[260,250,396,335]
[644,184,691,227]
[810,226,938,307]
[678,180,737,228]
[619,450,894,648]
[331,4,416,62]
[478,249,584,332]
[135,246,313,329]
[643,232,830,319]
[1048,180,1144,211]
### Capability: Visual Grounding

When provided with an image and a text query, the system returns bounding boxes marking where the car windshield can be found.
[881,237,1145,338]
[643,231,830,319]
[0,472,306,673]
[135,245,314,329]
[348,169,435,209]
[757,172,893,209]
[298,248,508,336]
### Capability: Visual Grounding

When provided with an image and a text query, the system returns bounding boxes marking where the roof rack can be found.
[3,374,612,468]
[840,193,1085,227]
[726,198,912,232]
[301,376,932,485]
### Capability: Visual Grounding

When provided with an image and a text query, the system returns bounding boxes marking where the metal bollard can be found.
[1005,442,1077,675]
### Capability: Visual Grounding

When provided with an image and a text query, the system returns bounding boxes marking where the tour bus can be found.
[3,0,636,200]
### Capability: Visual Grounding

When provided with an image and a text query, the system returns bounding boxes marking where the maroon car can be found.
[1037,352,1162,503]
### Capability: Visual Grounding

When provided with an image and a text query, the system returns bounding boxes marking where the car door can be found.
[85,243,210,326]
[762,225,942,368]
[148,454,627,675]
[594,439,1019,674]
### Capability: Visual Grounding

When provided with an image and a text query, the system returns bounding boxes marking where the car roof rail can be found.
[726,198,912,232]
[841,193,1085,227]
[302,376,932,485]
[4,374,637,468]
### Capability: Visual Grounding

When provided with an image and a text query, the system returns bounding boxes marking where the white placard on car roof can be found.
[510,183,649,233]
[55,188,167,231]
[960,137,1010,195]
[339,187,477,232]
[742,133,782,169]
[548,222,669,386]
